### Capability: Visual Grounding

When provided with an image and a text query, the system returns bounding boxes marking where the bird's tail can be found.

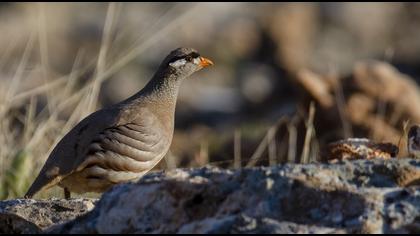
[24,170,60,198]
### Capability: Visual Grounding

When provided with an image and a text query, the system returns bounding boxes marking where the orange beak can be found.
[199,57,214,67]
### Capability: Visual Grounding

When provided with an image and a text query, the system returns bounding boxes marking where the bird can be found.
[408,124,420,159]
[24,47,213,199]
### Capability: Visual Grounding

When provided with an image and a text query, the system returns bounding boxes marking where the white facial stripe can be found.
[169,58,187,67]
[193,57,200,65]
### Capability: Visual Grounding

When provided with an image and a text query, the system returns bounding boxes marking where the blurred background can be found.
[0,2,419,199]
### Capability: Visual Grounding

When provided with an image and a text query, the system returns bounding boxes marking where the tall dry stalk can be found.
[234,129,242,168]
[300,102,316,164]
[246,117,289,167]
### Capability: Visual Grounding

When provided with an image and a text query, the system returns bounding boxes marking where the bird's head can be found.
[159,47,213,78]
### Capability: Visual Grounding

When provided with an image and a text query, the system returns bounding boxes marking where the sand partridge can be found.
[25,47,213,198]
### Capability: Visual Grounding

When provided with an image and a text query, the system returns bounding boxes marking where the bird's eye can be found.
[185,56,192,62]
[186,52,200,62]
[190,52,200,58]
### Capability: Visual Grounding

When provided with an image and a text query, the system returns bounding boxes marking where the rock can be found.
[1,159,419,234]
[294,62,420,158]
[40,158,420,234]
[0,198,97,234]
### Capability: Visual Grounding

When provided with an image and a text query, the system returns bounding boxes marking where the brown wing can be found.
[74,120,169,184]
[24,105,150,198]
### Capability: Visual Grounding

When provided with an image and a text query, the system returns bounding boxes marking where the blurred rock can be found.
[294,61,420,159]
[353,61,420,122]
[265,3,319,72]
[220,17,261,59]
[296,69,334,108]
[321,138,399,163]
[240,63,276,104]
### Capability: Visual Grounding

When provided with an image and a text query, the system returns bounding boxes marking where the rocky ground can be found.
[1,158,420,234]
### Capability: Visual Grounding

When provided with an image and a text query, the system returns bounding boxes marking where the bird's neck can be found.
[125,68,184,111]
[143,70,183,104]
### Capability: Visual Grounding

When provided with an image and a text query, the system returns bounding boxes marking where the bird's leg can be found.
[64,188,71,199]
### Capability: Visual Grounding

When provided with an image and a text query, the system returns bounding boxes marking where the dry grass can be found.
[233,129,241,168]
[0,2,206,199]
[300,101,316,164]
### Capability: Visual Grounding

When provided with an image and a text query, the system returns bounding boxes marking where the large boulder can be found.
[1,158,420,233]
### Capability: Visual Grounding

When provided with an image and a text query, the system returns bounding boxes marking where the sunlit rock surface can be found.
[2,159,420,234]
